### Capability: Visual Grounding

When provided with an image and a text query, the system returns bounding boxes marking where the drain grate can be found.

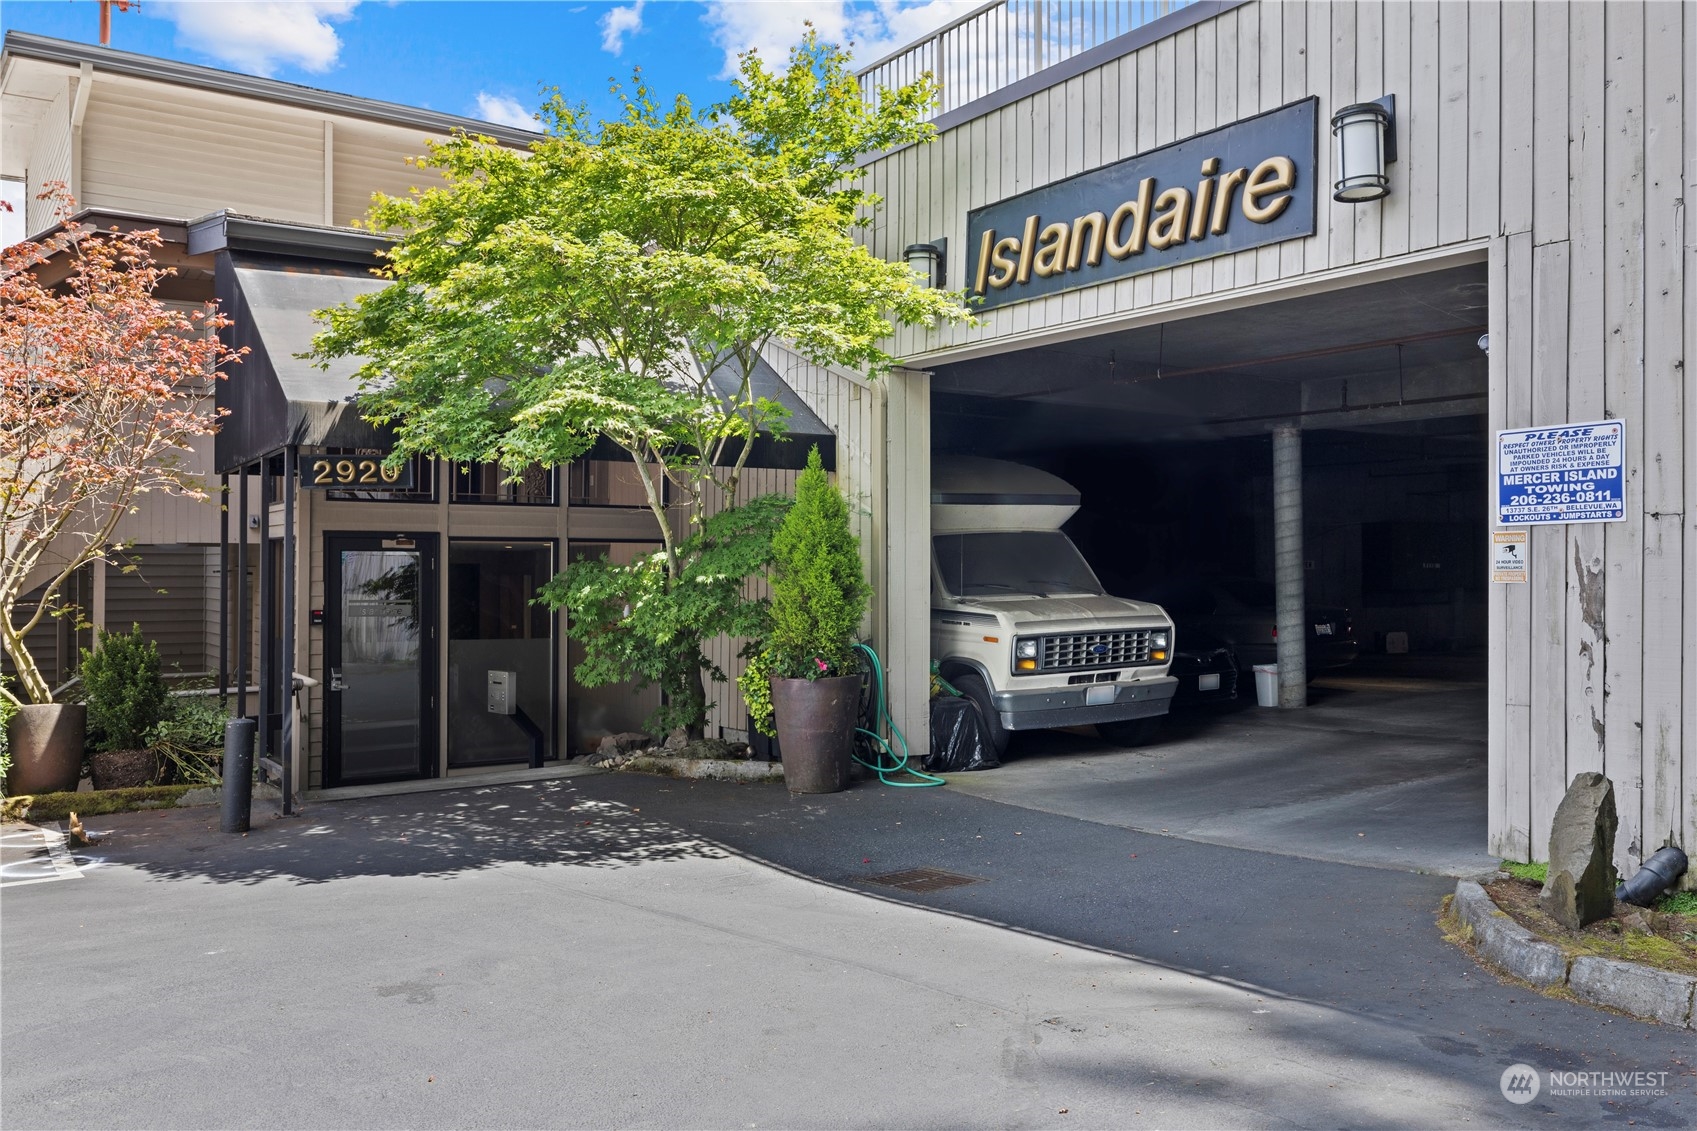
[861,866,983,893]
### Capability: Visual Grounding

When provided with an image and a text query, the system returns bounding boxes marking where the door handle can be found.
[329,668,346,692]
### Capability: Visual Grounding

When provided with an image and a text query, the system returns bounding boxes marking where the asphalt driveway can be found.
[3,769,1690,1130]
[944,654,1494,877]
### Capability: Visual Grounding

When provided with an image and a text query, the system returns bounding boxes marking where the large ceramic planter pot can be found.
[5,703,86,795]
[770,675,860,794]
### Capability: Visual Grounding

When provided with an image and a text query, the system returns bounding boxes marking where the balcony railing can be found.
[857,0,1199,118]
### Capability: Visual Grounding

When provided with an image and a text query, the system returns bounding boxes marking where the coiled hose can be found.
[852,642,945,788]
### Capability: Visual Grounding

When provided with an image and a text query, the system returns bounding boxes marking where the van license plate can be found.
[1314,623,1334,636]
[1198,674,1221,691]
[1084,685,1117,706]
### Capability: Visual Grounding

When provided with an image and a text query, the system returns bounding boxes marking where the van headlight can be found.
[1150,629,1169,663]
[1014,637,1039,671]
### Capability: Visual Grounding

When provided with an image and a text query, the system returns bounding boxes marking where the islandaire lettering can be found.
[972,155,1297,294]
[962,99,1318,310]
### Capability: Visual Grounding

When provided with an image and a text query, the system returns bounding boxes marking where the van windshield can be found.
[934,532,1105,598]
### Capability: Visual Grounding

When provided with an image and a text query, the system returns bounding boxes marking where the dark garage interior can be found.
[929,261,1491,663]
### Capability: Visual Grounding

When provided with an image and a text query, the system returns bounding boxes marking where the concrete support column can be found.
[884,366,932,757]
[1272,423,1307,707]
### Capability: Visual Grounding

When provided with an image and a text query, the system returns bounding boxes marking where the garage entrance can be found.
[926,261,1493,875]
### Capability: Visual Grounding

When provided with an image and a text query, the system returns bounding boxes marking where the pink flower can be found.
[815,657,828,672]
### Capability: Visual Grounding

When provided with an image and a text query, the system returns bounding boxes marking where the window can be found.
[446,541,555,767]
[566,459,664,508]
[932,532,1106,598]
[451,461,556,505]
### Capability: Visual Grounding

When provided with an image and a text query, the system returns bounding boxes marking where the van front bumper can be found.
[991,676,1179,731]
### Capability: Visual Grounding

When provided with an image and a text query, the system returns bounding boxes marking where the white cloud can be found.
[148,1,360,77]
[472,92,535,130]
[700,0,975,80]
[599,1,645,56]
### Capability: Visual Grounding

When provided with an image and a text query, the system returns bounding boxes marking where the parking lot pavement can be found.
[3,780,1690,1130]
[942,670,1496,878]
[0,823,88,888]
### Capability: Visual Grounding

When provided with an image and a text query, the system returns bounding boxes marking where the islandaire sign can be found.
[965,98,1318,310]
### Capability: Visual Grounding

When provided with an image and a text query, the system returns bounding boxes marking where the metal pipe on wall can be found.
[257,457,273,779]
[1272,423,1307,707]
[236,467,249,721]
[281,447,297,816]
[218,472,229,707]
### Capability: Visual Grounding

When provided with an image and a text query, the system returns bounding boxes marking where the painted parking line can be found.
[0,825,87,888]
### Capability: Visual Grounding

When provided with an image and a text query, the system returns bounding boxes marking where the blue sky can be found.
[2,1,975,242]
[0,1,973,125]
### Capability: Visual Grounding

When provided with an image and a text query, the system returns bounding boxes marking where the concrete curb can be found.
[176,783,281,808]
[621,756,785,783]
[1453,880,1697,1028]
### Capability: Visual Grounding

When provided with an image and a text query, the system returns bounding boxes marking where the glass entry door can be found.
[325,534,438,786]
[447,541,555,768]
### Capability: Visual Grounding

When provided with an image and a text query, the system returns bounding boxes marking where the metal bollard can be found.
[221,717,255,834]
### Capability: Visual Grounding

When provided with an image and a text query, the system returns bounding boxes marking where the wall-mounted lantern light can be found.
[904,238,947,288]
[1331,96,1396,203]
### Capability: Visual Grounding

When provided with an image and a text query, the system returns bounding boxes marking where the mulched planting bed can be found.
[1486,877,1697,978]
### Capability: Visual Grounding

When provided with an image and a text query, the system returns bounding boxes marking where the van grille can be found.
[1042,631,1151,670]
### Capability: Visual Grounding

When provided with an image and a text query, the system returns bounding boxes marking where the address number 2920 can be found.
[306,457,408,488]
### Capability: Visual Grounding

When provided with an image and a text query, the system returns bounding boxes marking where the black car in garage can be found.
[1170,629,1239,706]
[1134,575,1359,675]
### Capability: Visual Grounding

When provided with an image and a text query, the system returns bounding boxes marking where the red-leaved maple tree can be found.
[1,190,241,705]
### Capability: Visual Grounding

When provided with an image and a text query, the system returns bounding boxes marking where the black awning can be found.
[704,351,836,471]
[214,248,836,474]
[571,351,839,472]
[214,251,393,472]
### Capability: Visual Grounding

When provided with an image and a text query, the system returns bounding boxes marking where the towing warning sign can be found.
[1496,420,1625,525]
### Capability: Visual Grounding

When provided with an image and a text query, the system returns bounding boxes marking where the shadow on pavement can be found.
[77,778,724,886]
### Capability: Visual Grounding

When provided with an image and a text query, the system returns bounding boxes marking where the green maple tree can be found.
[312,33,971,735]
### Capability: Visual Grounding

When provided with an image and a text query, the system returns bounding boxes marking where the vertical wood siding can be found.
[864,0,1692,875]
[23,79,72,234]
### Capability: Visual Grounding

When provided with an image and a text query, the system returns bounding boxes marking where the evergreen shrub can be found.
[80,625,168,752]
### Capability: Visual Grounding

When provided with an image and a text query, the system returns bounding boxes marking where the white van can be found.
[930,456,1179,757]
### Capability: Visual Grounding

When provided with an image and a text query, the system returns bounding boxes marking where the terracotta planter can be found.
[5,703,86,795]
[770,675,860,794]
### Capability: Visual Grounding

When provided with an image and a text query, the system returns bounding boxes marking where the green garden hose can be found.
[852,642,946,788]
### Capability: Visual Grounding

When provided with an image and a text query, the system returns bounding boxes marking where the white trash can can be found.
[1252,664,1279,707]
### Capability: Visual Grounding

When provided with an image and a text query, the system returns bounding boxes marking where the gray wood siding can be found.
[865,0,1693,876]
[106,545,214,675]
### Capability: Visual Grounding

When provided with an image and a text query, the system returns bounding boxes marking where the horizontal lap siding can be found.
[332,122,438,229]
[863,0,1692,879]
[80,81,324,223]
[106,545,213,674]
